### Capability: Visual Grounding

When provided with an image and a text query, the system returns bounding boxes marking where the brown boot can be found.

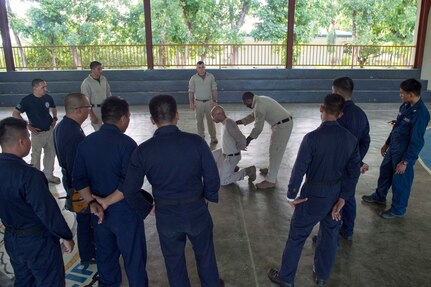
[259,168,269,175]
[245,166,256,182]
[256,180,275,189]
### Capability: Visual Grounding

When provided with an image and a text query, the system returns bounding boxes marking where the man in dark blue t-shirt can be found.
[12,78,60,184]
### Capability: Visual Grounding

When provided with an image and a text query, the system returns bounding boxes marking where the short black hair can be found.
[323,93,345,116]
[149,95,177,124]
[197,61,204,66]
[101,97,129,124]
[400,79,421,96]
[31,78,45,88]
[90,61,102,70]
[0,117,28,146]
[242,91,255,101]
[332,77,354,95]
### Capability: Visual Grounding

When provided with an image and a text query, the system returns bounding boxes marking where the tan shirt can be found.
[81,74,112,105]
[222,117,247,155]
[240,95,292,139]
[188,72,217,101]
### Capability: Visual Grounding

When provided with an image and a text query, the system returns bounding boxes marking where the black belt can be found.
[274,117,292,126]
[5,225,45,236]
[223,152,240,157]
[95,104,102,107]
[156,194,204,206]
[305,178,341,188]
[195,99,211,103]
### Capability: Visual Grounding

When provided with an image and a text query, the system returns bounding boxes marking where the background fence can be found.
[0,44,416,70]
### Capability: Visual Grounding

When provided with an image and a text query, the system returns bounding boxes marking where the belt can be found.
[5,225,45,236]
[305,177,341,188]
[156,194,204,206]
[195,99,211,103]
[274,116,292,126]
[95,104,102,107]
[223,152,240,157]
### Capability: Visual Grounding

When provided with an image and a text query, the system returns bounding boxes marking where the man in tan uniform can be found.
[211,106,256,185]
[237,92,293,189]
[81,61,112,131]
[188,61,218,144]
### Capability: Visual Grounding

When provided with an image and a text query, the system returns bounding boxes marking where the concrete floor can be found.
[1,102,431,286]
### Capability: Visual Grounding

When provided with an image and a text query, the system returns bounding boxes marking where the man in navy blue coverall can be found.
[0,117,74,286]
[123,95,223,287]
[362,79,430,218]
[268,94,360,287]
[332,77,370,240]
[54,92,96,265]
[72,97,148,287]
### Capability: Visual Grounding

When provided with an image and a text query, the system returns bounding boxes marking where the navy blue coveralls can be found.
[123,125,221,287]
[278,121,360,284]
[54,115,96,263]
[370,98,430,215]
[72,124,148,287]
[0,153,73,287]
[337,100,370,237]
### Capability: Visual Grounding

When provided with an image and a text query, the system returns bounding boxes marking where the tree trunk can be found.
[71,46,82,69]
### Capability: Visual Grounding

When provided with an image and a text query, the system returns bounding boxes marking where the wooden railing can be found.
[0,44,416,70]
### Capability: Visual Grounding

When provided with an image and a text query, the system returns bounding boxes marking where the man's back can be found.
[133,125,219,202]
[73,123,137,198]
[0,153,72,238]
[337,101,370,159]
[289,121,360,192]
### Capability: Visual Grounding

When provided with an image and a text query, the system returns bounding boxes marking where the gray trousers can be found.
[30,129,56,177]
[267,120,293,183]
[195,100,216,139]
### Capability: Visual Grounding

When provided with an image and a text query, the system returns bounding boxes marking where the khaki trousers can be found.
[267,120,293,183]
[30,129,56,177]
[91,107,103,131]
[195,100,216,140]
[212,148,245,185]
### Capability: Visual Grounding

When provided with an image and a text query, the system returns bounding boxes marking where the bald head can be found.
[211,105,226,123]
[65,93,89,114]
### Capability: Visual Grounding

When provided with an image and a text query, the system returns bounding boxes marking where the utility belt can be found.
[223,152,240,157]
[5,225,45,236]
[156,194,204,206]
[195,99,211,103]
[305,177,341,188]
[273,116,292,126]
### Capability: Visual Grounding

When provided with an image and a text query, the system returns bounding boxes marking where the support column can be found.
[414,0,431,68]
[285,0,296,68]
[0,0,15,71]
[143,0,154,69]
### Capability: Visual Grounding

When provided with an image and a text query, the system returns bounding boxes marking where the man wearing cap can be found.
[236,92,293,189]
[12,78,61,184]
[123,95,224,287]
[211,105,256,185]
[0,117,74,286]
[188,61,218,144]
[72,97,148,286]
[54,93,96,265]
[267,94,360,287]
[81,61,112,131]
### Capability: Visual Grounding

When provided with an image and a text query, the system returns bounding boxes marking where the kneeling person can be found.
[211,105,256,185]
